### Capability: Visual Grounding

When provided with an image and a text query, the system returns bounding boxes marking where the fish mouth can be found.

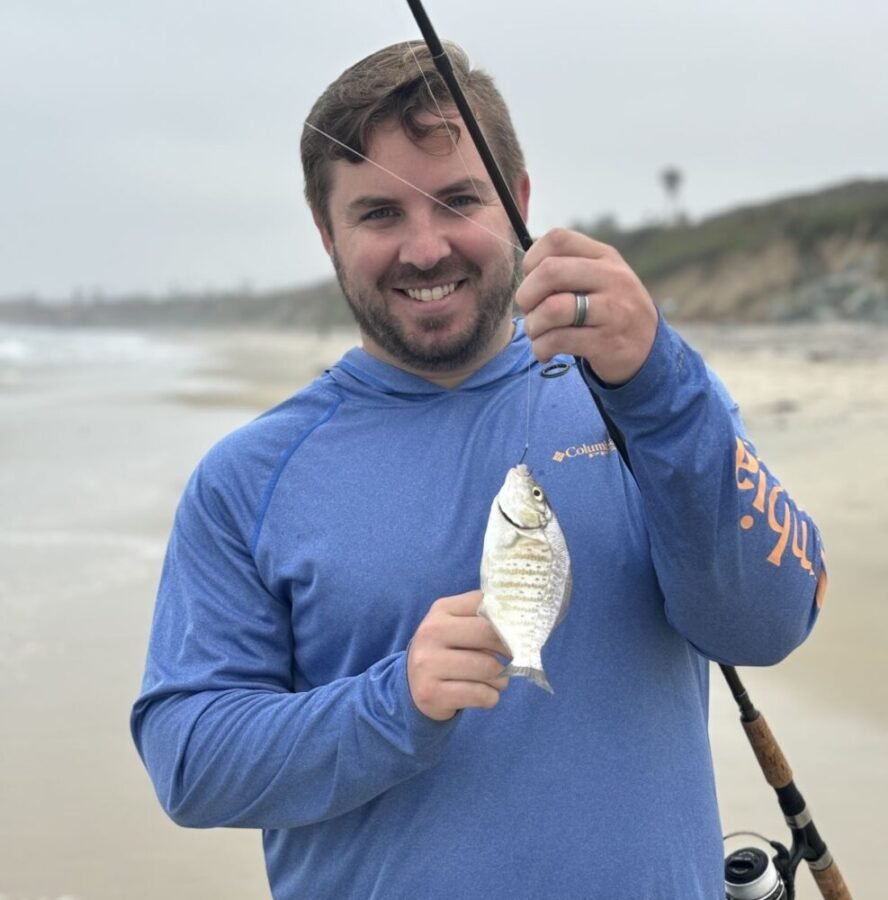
[497,502,536,531]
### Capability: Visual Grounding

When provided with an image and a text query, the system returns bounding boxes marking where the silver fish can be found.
[478,464,572,693]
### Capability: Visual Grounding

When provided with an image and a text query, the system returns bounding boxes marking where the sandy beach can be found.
[1,321,885,899]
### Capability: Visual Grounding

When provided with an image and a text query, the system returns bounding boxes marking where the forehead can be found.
[327,116,490,207]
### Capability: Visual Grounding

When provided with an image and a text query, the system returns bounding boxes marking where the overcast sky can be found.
[3,0,887,299]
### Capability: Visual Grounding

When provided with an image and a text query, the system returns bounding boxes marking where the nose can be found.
[398,212,452,271]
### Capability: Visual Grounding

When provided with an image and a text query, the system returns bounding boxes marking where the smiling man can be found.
[318,118,525,383]
[132,41,826,899]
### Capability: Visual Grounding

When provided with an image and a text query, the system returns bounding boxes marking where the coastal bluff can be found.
[3,178,887,329]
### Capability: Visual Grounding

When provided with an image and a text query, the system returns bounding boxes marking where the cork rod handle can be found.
[741,713,793,788]
[810,861,853,899]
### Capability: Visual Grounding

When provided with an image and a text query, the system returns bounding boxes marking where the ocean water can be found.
[0,324,260,414]
[0,326,198,686]
[0,324,271,898]
[0,325,203,384]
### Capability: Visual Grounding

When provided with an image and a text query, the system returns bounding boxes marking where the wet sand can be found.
[0,322,884,899]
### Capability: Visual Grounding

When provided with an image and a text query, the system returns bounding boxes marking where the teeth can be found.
[405,282,458,302]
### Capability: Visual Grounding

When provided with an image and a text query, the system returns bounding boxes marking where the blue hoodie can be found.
[132,316,823,899]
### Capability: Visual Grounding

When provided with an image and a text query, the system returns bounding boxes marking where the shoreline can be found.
[1,320,883,899]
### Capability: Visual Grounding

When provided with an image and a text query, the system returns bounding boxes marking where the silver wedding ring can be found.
[572,293,589,328]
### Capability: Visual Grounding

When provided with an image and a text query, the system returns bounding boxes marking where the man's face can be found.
[315,116,529,382]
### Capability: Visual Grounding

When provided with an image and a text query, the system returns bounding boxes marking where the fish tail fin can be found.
[501,663,554,694]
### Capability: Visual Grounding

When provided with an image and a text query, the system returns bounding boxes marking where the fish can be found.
[478,464,572,693]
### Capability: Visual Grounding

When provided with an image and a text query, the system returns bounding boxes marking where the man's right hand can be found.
[407,590,512,721]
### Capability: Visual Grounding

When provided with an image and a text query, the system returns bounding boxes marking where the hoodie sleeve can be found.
[130,444,456,830]
[582,314,825,665]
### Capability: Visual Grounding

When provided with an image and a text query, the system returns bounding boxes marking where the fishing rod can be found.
[722,669,850,899]
[406,0,533,252]
[405,0,632,469]
[405,2,851,897]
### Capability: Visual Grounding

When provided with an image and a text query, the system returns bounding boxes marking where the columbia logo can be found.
[552,440,616,463]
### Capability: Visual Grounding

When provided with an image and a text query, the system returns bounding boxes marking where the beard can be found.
[332,247,521,373]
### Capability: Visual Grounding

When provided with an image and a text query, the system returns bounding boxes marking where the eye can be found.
[362,207,398,222]
[532,487,544,501]
[446,194,479,211]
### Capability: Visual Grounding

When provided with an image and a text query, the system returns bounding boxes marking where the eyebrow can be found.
[346,178,495,215]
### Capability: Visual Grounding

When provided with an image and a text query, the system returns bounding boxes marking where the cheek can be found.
[455,222,515,273]
[337,236,395,284]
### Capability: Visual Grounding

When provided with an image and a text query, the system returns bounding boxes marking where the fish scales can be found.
[478,464,572,693]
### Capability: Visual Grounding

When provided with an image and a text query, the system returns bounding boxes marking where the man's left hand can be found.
[516,228,658,386]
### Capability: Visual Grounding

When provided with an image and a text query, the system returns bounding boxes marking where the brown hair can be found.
[301,41,525,229]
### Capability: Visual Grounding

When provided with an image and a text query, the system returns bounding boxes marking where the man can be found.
[131,41,825,898]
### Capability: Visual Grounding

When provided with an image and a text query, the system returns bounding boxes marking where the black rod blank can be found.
[405,0,533,251]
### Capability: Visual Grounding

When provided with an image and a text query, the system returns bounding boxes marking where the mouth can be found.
[497,503,536,532]
[395,280,465,303]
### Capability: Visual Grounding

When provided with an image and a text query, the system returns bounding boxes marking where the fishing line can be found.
[517,359,532,464]
[405,41,487,206]
[401,44,524,289]
[304,121,524,255]
[403,36,536,465]
[723,831,776,845]
[404,0,635,477]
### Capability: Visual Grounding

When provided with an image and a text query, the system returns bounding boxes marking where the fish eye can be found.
[532,487,544,501]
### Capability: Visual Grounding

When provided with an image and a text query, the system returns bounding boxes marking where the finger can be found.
[429,592,512,655]
[419,609,511,657]
[528,326,608,366]
[522,227,617,276]
[434,679,507,712]
[431,590,485,616]
[515,256,594,317]
[408,650,510,720]
[444,617,512,657]
[409,643,503,683]
[523,291,604,341]
[515,255,616,318]
[428,648,511,685]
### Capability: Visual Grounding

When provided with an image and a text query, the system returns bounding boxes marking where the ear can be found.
[311,208,334,256]
[516,172,531,222]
